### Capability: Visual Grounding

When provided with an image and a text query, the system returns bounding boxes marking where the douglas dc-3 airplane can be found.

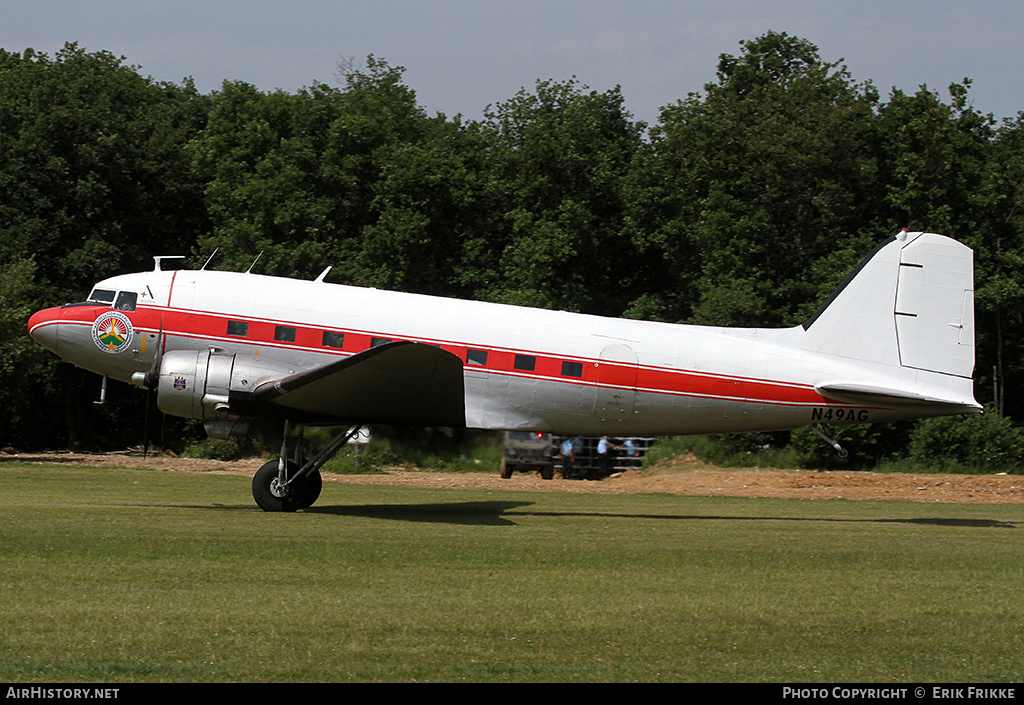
[28,230,981,511]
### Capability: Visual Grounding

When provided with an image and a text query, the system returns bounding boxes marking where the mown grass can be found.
[1,462,1022,683]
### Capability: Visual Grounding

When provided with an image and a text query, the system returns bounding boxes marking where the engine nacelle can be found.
[150,348,292,439]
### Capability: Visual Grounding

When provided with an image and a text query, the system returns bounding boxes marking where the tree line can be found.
[2,34,1023,468]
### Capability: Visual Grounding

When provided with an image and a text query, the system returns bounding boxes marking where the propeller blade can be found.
[142,320,165,458]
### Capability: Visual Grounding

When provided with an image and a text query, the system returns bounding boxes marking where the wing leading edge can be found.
[253,341,466,427]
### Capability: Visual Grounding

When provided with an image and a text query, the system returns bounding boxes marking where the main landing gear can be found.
[809,423,854,466]
[251,421,364,512]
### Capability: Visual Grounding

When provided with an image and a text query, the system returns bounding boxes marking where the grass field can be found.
[1,462,1023,683]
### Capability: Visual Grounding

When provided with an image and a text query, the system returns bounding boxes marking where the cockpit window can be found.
[88,289,116,305]
[114,291,138,312]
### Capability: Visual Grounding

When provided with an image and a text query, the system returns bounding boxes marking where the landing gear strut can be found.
[810,424,853,466]
[251,421,363,512]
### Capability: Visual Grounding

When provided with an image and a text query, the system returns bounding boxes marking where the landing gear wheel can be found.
[811,424,856,470]
[293,467,322,509]
[253,423,362,511]
[252,460,300,512]
[829,442,853,466]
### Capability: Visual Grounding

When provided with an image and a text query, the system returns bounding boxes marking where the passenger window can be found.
[371,337,392,348]
[467,349,488,366]
[227,320,249,337]
[322,331,345,349]
[113,291,137,311]
[514,354,536,371]
[561,361,583,378]
[275,326,296,343]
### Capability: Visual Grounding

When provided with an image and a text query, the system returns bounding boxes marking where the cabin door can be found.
[592,343,638,423]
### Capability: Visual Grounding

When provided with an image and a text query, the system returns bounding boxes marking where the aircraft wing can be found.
[252,341,466,426]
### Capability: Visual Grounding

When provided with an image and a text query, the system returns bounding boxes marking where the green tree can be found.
[192,56,479,292]
[907,411,1024,472]
[974,114,1024,419]
[0,44,209,449]
[645,32,883,326]
[0,44,208,302]
[876,80,994,234]
[356,117,492,296]
[479,78,647,314]
[0,258,59,447]
[190,57,508,457]
[191,81,349,278]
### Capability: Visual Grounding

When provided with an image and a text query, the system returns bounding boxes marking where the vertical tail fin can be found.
[802,231,978,409]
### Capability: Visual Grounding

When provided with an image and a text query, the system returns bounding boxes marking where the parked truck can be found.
[499,431,555,479]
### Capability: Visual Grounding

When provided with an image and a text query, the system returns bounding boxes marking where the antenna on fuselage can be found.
[314,266,332,282]
[246,251,263,273]
[201,248,219,270]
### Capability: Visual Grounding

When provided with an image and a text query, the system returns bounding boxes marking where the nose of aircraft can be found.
[27,306,62,354]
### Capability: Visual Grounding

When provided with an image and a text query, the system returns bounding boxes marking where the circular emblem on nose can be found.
[92,311,134,353]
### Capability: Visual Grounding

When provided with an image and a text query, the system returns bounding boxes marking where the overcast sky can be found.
[3,0,1022,127]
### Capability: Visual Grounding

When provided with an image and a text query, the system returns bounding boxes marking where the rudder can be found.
[802,230,975,380]
[892,233,974,378]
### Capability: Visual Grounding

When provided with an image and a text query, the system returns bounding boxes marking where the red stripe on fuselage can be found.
[79,303,841,409]
[151,305,843,409]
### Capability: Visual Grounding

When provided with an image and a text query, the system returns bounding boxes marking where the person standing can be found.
[596,436,618,478]
[623,438,639,469]
[560,436,577,479]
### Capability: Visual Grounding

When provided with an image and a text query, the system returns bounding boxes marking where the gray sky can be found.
[3,0,1022,127]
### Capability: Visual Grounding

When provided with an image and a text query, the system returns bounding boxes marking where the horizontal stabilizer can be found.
[815,381,982,410]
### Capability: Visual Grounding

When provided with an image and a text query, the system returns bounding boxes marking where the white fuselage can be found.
[28,258,979,437]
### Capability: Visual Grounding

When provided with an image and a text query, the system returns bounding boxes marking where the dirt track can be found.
[6,451,1024,505]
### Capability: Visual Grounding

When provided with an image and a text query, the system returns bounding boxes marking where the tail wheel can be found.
[829,442,854,466]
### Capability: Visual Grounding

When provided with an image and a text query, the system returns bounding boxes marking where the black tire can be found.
[500,458,513,479]
[829,442,854,466]
[252,460,300,512]
[540,463,554,480]
[293,468,322,509]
